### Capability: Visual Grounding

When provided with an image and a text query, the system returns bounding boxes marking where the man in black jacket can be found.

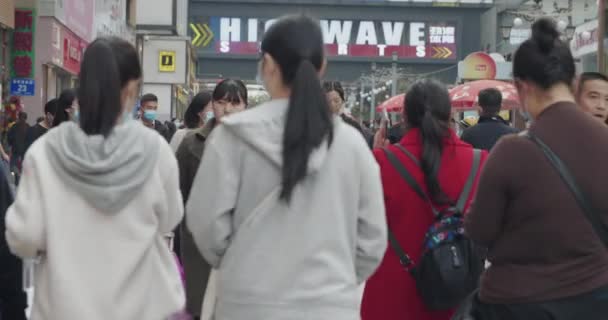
[461,88,518,150]
[139,93,171,142]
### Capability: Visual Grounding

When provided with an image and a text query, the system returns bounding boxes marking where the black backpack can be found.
[383,145,483,310]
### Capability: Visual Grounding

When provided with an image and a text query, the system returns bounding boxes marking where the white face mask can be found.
[204,111,214,122]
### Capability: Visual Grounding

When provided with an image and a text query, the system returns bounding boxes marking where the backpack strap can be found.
[455,149,482,213]
[382,148,440,217]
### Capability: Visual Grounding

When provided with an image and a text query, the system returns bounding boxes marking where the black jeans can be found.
[473,286,608,320]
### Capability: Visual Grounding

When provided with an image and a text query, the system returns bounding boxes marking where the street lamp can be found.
[565,23,576,40]
[500,22,513,41]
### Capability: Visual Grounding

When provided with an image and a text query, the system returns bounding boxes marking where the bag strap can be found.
[382,148,439,217]
[523,132,608,247]
[390,145,482,213]
[456,149,482,213]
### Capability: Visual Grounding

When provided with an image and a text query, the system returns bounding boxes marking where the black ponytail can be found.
[78,37,141,136]
[261,15,333,203]
[405,80,451,204]
[281,60,333,202]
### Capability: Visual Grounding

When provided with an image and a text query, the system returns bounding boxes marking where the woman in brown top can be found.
[465,19,608,320]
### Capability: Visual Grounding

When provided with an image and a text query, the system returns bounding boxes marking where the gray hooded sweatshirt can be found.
[5,121,185,320]
[186,99,387,320]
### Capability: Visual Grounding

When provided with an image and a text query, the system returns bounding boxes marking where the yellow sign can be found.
[432,46,453,59]
[190,23,214,47]
[159,51,176,72]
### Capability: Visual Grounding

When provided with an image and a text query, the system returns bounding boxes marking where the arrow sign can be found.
[190,23,214,47]
[432,47,453,59]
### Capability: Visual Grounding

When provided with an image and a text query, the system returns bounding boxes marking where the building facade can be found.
[189,0,494,84]
[0,0,15,104]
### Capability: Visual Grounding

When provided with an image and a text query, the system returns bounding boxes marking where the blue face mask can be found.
[143,110,157,122]
[73,109,79,123]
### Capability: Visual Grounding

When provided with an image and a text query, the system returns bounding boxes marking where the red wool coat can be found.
[361,128,488,320]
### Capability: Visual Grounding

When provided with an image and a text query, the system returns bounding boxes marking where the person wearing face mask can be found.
[464,19,608,320]
[170,92,212,153]
[139,93,171,142]
[175,79,247,320]
[4,37,185,320]
[576,72,608,123]
[186,15,386,320]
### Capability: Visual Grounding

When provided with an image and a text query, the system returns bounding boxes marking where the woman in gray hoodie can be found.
[5,37,184,320]
[186,15,387,320]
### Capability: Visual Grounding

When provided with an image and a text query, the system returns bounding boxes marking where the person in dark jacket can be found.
[0,160,26,320]
[176,79,247,320]
[461,88,518,150]
[576,72,608,123]
[26,98,58,153]
[139,93,171,142]
[465,19,608,320]
[52,89,77,127]
[7,112,30,183]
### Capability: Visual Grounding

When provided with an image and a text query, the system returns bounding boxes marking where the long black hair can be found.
[184,91,212,129]
[513,18,575,90]
[52,89,76,127]
[78,37,142,136]
[405,79,452,204]
[261,15,333,203]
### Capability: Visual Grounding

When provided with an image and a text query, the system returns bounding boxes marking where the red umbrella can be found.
[376,94,405,113]
[449,80,520,110]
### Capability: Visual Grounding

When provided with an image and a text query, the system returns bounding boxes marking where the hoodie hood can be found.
[45,121,160,213]
[221,98,335,174]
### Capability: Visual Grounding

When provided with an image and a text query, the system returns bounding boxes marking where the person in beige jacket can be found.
[4,37,184,320]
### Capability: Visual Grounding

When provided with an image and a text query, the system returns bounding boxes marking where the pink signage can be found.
[64,0,94,41]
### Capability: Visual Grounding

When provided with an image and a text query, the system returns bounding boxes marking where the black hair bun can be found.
[532,18,560,53]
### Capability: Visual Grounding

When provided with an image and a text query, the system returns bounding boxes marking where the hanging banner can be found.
[11,8,36,79]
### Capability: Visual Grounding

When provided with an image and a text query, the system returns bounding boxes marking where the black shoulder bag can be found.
[383,145,483,310]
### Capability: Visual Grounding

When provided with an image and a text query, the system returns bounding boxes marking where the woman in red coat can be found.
[361,79,488,320]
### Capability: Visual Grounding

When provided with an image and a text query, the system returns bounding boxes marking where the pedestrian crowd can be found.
[1,15,608,320]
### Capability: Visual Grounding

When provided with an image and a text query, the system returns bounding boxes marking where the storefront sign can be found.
[159,51,176,72]
[11,8,36,79]
[63,29,87,75]
[571,20,598,58]
[10,78,34,96]
[458,51,496,80]
[64,0,94,41]
[189,17,458,60]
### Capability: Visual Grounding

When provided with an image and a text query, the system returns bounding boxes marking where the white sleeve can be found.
[159,140,184,234]
[355,150,388,284]
[186,130,239,268]
[5,153,46,258]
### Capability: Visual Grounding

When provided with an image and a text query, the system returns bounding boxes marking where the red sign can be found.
[11,9,36,79]
[62,29,87,75]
